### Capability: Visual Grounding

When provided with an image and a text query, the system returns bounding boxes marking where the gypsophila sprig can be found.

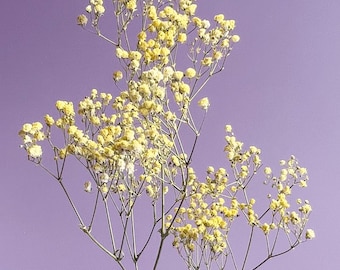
[19,0,314,269]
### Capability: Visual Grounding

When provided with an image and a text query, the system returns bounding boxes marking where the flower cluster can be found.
[19,122,45,159]
[19,0,314,269]
[262,156,314,240]
[167,126,314,269]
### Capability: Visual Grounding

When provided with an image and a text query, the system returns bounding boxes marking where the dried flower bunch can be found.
[19,0,314,269]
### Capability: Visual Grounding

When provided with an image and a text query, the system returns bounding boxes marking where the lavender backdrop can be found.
[2,0,339,269]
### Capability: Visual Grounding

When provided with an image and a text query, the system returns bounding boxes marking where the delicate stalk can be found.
[241,226,254,270]
[82,227,126,270]
[103,198,117,252]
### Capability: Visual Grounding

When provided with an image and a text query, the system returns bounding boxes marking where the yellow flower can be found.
[56,100,66,110]
[85,5,92,13]
[207,166,214,174]
[118,184,126,192]
[129,51,142,60]
[44,114,55,126]
[225,125,232,133]
[94,4,105,15]
[126,0,137,10]
[214,14,225,24]
[113,70,123,81]
[138,31,147,41]
[177,33,187,43]
[213,51,223,61]
[202,19,210,29]
[299,180,308,187]
[27,145,43,158]
[298,167,308,175]
[261,223,270,235]
[220,19,235,31]
[299,204,312,214]
[22,123,32,133]
[84,181,92,192]
[198,97,210,110]
[185,68,196,79]
[147,5,157,20]
[186,4,197,16]
[77,14,88,26]
[129,59,140,70]
[306,229,315,239]
[101,184,109,194]
[264,167,272,175]
[221,39,230,48]
[231,35,240,43]
[173,70,184,81]
[116,47,129,59]
[179,82,190,94]
[201,57,212,66]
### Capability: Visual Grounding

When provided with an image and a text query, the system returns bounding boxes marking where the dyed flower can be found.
[231,35,240,43]
[113,70,123,81]
[306,229,315,239]
[27,145,42,158]
[84,181,92,192]
[198,97,210,110]
[185,68,196,79]
[77,14,88,26]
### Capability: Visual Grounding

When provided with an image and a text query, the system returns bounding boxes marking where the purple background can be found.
[2,0,339,269]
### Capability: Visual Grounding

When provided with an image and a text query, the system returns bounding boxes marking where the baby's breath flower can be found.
[19,2,313,267]
[299,203,312,214]
[201,57,212,66]
[44,114,55,126]
[129,59,140,70]
[113,70,123,82]
[213,50,223,61]
[116,47,129,59]
[85,5,92,13]
[27,145,43,158]
[198,97,210,110]
[299,180,308,187]
[185,68,196,79]
[225,125,232,133]
[84,181,92,192]
[126,0,137,10]
[221,39,230,47]
[101,184,109,194]
[77,14,88,26]
[264,167,272,175]
[261,223,270,235]
[202,19,210,29]
[214,14,225,23]
[207,166,214,174]
[22,123,32,133]
[129,50,142,60]
[94,4,105,15]
[306,229,315,239]
[173,70,184,81]
[177,33,187,43]
[231,35,240,43]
